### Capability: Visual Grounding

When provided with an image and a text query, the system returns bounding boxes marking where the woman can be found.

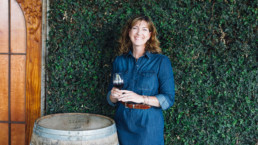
[107,15,175,145]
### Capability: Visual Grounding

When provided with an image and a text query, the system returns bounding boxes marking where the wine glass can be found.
[113,73,124,90]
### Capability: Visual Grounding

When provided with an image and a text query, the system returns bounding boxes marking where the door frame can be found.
[16,0,42,144]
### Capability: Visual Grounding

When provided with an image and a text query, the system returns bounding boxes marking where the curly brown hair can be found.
[118,15,161,54]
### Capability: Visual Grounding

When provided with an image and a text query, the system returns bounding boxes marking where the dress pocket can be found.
[137,71,156,91]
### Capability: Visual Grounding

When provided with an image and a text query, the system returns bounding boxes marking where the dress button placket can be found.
[133,59,138,92]
[136,58,140,71]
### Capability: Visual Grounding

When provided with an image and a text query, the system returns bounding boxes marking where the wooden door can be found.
[0,0,42,144]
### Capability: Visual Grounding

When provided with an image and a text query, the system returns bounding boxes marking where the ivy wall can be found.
[46,0,257,144]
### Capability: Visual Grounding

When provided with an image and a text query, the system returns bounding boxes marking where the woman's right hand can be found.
[110,87,123,103]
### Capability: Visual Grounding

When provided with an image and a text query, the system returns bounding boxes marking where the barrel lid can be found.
[36,113,114,131]
[33,113,117,141]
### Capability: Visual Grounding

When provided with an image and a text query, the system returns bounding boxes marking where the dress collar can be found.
[126,51,152,59]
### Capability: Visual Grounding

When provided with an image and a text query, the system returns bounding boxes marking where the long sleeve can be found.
[155,56,175,110]
[106,57,117,107]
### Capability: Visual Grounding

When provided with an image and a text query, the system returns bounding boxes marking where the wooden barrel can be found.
[30,113,118,145]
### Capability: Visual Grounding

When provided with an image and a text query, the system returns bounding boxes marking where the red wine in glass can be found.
[113,82,124,90]
[113,73,124,90]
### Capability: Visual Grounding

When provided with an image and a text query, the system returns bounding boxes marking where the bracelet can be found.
[143,96,146,104]
[143,95,149,105]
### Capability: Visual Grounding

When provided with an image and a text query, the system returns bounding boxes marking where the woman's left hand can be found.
[118,90,144,104]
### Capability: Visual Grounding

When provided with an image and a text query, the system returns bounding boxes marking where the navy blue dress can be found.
[107,51,175,145]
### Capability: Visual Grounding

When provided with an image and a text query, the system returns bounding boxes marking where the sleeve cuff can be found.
[156,94,170,110]
[107,91,116,107]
